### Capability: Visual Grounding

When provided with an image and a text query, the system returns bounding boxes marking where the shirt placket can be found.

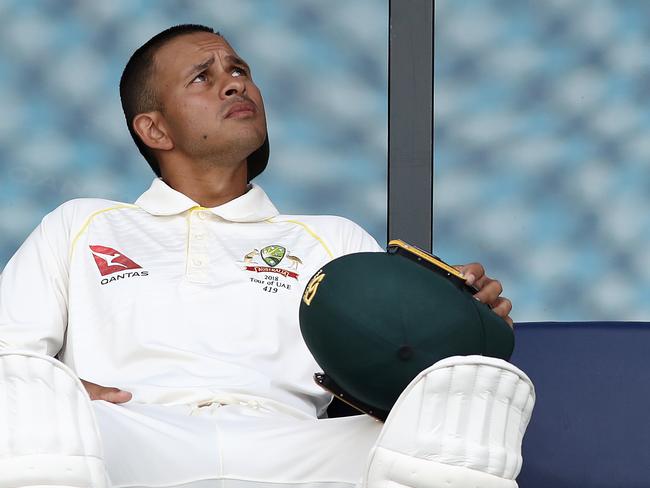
[186,208,211,284]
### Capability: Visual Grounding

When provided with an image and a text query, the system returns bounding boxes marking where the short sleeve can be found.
[0,203,72,355]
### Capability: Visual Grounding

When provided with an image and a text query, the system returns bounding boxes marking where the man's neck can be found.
[160,161,249,208]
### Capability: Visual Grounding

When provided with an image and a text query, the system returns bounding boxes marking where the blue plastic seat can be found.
[511,322,650,488]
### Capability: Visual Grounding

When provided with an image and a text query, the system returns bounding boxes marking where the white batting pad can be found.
[0,350,109,487]
[361,355,535,488]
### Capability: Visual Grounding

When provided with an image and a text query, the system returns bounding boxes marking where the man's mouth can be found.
[225,101,256,118]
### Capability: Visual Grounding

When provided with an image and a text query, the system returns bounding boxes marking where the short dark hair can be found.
[119,24,219,176]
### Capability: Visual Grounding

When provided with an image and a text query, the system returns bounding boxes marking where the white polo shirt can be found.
[0,178,382,417]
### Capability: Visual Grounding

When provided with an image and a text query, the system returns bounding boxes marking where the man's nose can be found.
[220,75,246,98]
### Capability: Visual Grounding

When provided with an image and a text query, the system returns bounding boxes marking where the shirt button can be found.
[198,211,209,220]
[194,234,204,240]
[192,259,203,267]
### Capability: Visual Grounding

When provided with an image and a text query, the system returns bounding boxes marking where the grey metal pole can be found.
[387,0,434,251]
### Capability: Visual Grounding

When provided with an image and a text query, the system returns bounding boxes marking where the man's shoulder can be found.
[271,214,382,255]
[273,213,355,226]
[42,197,140,235]
[50,197,138,220]
[271,213,365,235]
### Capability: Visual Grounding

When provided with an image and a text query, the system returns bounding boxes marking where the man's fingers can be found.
[490,297,513,322]
[457,262,485,286]
[473,278,503,305]
[80,379,132,403]
[456,262,512,327]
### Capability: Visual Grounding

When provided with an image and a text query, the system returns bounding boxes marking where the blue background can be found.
[433,0,650,320]
[1,0,649,321]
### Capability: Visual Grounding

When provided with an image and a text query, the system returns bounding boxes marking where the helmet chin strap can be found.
[315,372,389,421]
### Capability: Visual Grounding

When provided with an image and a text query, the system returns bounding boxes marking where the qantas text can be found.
[100,270,149,285]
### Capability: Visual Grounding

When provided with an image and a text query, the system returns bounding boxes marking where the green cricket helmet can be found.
[299,240,514,420]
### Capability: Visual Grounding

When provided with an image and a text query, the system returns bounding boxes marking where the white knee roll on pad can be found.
[361,355,535,488]
[0,350,110,487]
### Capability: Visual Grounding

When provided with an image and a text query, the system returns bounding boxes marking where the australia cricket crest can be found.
[242,244,303,281]
[261,245,286,267]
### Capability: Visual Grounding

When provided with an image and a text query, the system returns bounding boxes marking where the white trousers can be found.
[93,400,382,488]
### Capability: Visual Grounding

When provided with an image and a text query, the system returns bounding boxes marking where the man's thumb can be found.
[100,387,132,404]
[81,379,132,404]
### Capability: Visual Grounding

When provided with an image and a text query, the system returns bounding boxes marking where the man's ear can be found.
[133,112,174,151]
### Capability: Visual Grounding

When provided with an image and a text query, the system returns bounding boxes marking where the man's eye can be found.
[232,67,247,77]
[192,72,208,83]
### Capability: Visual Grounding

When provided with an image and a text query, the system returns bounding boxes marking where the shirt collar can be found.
[135,178,279,222]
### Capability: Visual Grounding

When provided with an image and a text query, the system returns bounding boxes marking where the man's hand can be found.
[457,263,513,328]
[81,379,132,403]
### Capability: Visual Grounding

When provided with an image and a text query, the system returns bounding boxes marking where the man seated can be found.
[0,24,531,488]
